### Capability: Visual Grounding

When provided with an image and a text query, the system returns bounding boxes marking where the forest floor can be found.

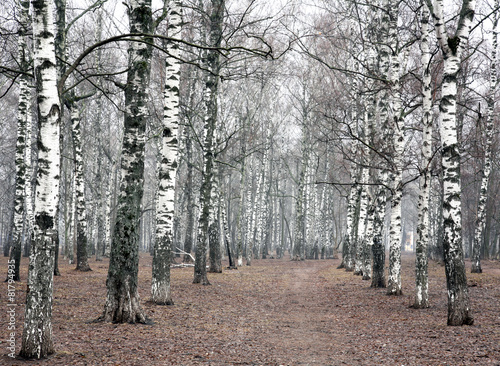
[1,252,500,365]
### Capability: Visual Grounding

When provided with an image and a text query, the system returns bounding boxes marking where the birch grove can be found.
[2,0,500,358]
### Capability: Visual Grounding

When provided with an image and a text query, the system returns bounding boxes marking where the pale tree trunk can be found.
[53,0,67,277]
[219,176,234,267]
[94,6,104,262]
[102,161,115,258]
[354,113,370,276]
[151,0,182,305]
[255,130,271,260]
[471,0,497,273]
[20,0,60,358]
[413,5,433,309]
[208,165,222,273]
[70,104,91,272]
[370,2,390,289]
[425,0,475,326]
[304,152,317,259]
[245,159,255,265]
[293,131,311,261]
[340,161,361,271]
[98,0,152,323]
[183,126,195,262]
[236,117,247,266]
[194,0,224,284]
[386,0,404,296]
[9,0,31,281]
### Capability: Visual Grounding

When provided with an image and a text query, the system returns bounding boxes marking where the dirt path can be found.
[1,255,500,365]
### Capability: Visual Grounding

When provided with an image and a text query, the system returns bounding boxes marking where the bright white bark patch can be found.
[425,0,476,325]
[413,5,432,309]
[471,1,497,273]
[152,0,182,304]
[21,0,60,359]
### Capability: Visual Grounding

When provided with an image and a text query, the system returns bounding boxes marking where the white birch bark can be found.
[341,159,361,271]
[236,125,247,266]
[386,0,404,296]
[245,159,255,265]
[151,0,182,305]
[194,0,224,284]
[255,129,271,259]
[413,5,433,308]
[471,1,497,273]
[424,0,475,325]
[293,130,311,261]
[10,0,31,281]
[354,111,370,276]
[20,0,60,358]
[70,104,91,271]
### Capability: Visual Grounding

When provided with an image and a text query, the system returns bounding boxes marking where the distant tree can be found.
[471,0,498,273]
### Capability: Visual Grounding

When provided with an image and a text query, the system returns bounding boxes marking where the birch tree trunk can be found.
[471,1,497,273]
[245,160,255,265]
[151,0,182,305]
[236,116,248,266]
[386,0,404,296]
[183,126,195,262]
[9,0,31,281]
[194,0,224,284]
[70,103,91,272]
[413,5,433,308]
[20,0,60,358]
[98,0,152,323]
[293,132,311,261]
[354,114,370,276]
[370,1,391,289]
[425,0,475,325]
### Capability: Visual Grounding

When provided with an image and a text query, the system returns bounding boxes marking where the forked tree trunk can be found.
[425,0,475,326]
[20,0,60,358]
[98,0,152,323]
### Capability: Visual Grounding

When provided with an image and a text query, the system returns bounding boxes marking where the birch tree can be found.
[70,102,91,271]
[471,0,498,273]
[194,0,224,285]
[20,0,60,358]
[98,0,153,323]
[413,4,433,309]
[386,0,404,296]
[9,0,31,282]
[151,0,182,305]
[424,0,475,326]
